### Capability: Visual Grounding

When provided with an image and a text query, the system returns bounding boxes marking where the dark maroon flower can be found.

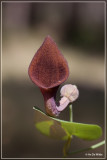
[28,36,69,117]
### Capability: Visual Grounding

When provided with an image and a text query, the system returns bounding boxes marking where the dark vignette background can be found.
[2,2,105,158]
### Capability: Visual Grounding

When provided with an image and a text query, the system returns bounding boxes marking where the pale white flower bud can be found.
[61,84,79,102]
[56,84,79,112]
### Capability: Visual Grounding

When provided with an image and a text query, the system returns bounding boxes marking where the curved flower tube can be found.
[28,36,78,117]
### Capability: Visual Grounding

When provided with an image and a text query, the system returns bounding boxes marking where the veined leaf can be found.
[33,106,102,141]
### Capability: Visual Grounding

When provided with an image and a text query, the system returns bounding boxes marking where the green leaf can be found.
[33,106,102,141]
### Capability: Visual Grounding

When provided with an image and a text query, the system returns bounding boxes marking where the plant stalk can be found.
[69,104,73,122]
[68,140,105,155]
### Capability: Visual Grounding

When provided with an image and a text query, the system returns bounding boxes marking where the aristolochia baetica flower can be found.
[28,35,79,117]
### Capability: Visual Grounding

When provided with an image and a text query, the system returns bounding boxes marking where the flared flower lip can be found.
[28,35,69,89]
[28,72,69,89]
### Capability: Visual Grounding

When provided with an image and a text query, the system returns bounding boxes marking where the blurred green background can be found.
[2,2,105,158]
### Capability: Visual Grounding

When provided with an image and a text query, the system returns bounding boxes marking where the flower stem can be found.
[69,104,73,122]
[68,140,105,155]
[63,136,72,157]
